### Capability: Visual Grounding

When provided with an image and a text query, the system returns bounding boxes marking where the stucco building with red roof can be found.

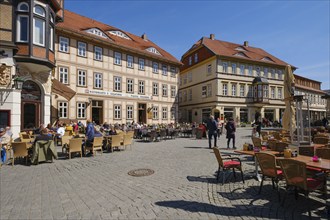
[53,10,181,125]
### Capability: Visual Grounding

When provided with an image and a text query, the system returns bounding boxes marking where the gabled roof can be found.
[56,10,181,65]
[183,37,291,67]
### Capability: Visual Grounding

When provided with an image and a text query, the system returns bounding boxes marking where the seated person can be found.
[65,124,73,136]
[34,128,53,145]
[109,126,117,135]
[56,123,65,139]
[94,126,103,137]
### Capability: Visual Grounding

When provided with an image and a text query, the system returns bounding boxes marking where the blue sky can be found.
[65,0,330,90]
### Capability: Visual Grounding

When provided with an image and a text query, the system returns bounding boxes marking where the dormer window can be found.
[34,5,45,17]
[18,2,29,12]
[85,28,109,39]
[108,30,131,40]
[261,57,274,62]
[235,46,247,51]
[146,47,161,55]
[234,52,249,58]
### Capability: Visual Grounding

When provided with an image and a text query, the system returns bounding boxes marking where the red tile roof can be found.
[184,37,292,67]
[56,10,181,65]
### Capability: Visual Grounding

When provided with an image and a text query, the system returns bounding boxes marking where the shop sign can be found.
[85,89,152,100]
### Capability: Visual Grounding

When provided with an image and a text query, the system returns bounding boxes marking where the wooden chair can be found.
[85,137,103,156]
[255,152,282,200]
[11,142,29,166]
[61,136,72,154]
[213,147,244,185]
[268,139,278,151]
[252,136,262,148]
[315,147,330,159]
[272,132,282,140]
[313,137,329,145]
[20,133,31,143]
[67,138,83,159]
[299,146,314,156]
[275,142,289,153]
[110,135,122,152]
[279,159,326,217]
[123,134,133,150]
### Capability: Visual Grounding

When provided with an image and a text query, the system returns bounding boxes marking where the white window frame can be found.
[16,15,29,42]
[278,88,282,99]
[207,84,212,97]
[188,72,192,82]
[114,105,121,119]
[188,56,192,65]
[170,67,176,77]
[264,67,268,77]
[49,26,54,51]
[271,87,275,99]
[77,102,86,119]
[194,53,198,63]
[77,70,86,87]
[153,62,159,73]
[138,58,145,70]
[207,64,212,74]
[114,52,122,65]
[138,81,145,94]
[59,36,69,53]
[153,83,158,96]
[240,85,245,97]
[171,86,176,98]
[127,105,133,120]
[248,66,253,76]
[256,67,261,76]
[33,5,45,17]
[232,84,236,96]
[94,46,102,61]
[94,72,102,89]
[240,64,245,75]
[77,42,86,57]
[162,107,168,120]
[127,79,133,93]
[202,86,207,97]
[223,83,228,96]
[127,55,133,68]
[162,84,168,97]
[223,62,228,73]
[58,101,68,118]
[59,67,68,84]
[232,63,237,74]
[33,17,45,46]
[17,2,29,12]
[162,65,167,75]
[171,107,175,120]
[153,106,158,119]
[114,76,122,91]
[278,70,283,80]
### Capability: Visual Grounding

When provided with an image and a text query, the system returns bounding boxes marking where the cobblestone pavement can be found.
[0,128,328,220]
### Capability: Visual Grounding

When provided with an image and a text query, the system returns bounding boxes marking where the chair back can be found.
[62,136,72,147]
[275,142,288,153]
[212,147,224,167]
[69,138,83,152]
[123,134,132,146]
[313,137,329,145]
[93,137,103,148]
[127,131,134,138]
[299,146,314,156]
[255,152,278,177]
[20,133,31,142]
[11,142,28,157]
[315,147,330,159]
[279,159,307,190]
[272,132,282,140]
[252,136,262,148]
[268,139,278,151]
[111,135,122,147]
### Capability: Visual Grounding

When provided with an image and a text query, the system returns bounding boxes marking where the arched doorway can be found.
[21,80,42,130]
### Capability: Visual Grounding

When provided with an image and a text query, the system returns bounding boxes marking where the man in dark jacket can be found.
[225,117,236,149]
[207,115,218,149]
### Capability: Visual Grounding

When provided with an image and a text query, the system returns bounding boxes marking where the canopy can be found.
[51,78,76,101]
[282,65,296,132]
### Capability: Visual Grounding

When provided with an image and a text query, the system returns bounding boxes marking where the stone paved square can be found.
[0,128,328,219]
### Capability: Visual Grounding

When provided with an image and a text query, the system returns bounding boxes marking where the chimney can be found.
[210,34,215,40]
[141,33,147,41]
[244,41,249,47]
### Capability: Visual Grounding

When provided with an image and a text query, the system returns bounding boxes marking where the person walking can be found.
[225,117,236,149]
[217,118,222,138]
[207,115,218,149]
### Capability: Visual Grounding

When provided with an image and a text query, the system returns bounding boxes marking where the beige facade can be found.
[53,33,180,125]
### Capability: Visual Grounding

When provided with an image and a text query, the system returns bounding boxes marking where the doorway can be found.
[91,100,103,125]
[138,103,146,124]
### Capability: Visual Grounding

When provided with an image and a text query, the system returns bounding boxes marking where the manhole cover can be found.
[128,169,154,177]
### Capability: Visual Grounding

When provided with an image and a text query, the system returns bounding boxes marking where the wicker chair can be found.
[299,146,314,156]
[110,135,122,152]
[61,136,72,154]
[252,136,262,148]
[313,137,329,145]
[67,138,83,159]
[11,142,29,165]
[279,159,326,217]
[315,147,330,159]
[213,147,244,185]
[123,134,133,150]
[255,152,282,200]
[275,142,289,153]
[85,137,103,156]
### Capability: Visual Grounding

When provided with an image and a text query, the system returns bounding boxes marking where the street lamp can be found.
[13,76,24,90]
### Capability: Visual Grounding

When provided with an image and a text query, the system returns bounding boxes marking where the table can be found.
[277,155,330,171]
[234,150,280,181]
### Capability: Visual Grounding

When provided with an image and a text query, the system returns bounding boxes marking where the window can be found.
[33,18,45,46]
[232,84,236,96]
[152,106,158,119]
[271,69,275,78]
[171,107,175,120]
[256,67,261,76]
[271,87,275,99]
[188,72,192,82]
[138,58,145,70]
[248,66,253,76]
[264,68,268,77]
[58,102,68,118]
[162,107,168,119]
[59,67,68,84]
[162,65,167,75]
[202,86,207,97]
[207,64,212,74]
[223,62,228,73]
[188,89,192,101]
[248,85,253,97]
[232,63,237,74]
[146,47,161,55]
[114,76,121,91]
[188,56,192,65]
[179,77,182,86]
[183,91,187,102]
[207,84,212,97]
[263,85,268,98]
[17,15,29,42]
[153,62,159,73]
[278,88,282,99]
[183,74,187,84]
[77,42,86,57]
[138,81,145,94]
[127,105,133,120]
[127,79,133,93]
[178,91,182,102]
[240,85,245,97]
[194,53,198,63]
[114,52,121,65]
[171,86,176,98]
[49,26,54,51]
[34,5,45,17]
[114,105,121,119]
[278,70,283,80]
[162,84,168,97]
[153,83,158,96]
[77,102,86,119]
[77,70,86,86]
[94,73,102,89]
[109,30,131,40]
[18,2,29,11]
[94,46,102,61]
[170,67,176,77]
[85,28,109,39]
[223,83,228,96]
[127,55,133,68]
[240,65,245,75]
[59,37,69,52]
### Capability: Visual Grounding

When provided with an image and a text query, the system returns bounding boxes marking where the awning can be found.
[51,78,76,101]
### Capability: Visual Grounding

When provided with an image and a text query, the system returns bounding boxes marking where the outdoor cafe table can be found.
[234,149,280,181]
[276,155,330,171]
